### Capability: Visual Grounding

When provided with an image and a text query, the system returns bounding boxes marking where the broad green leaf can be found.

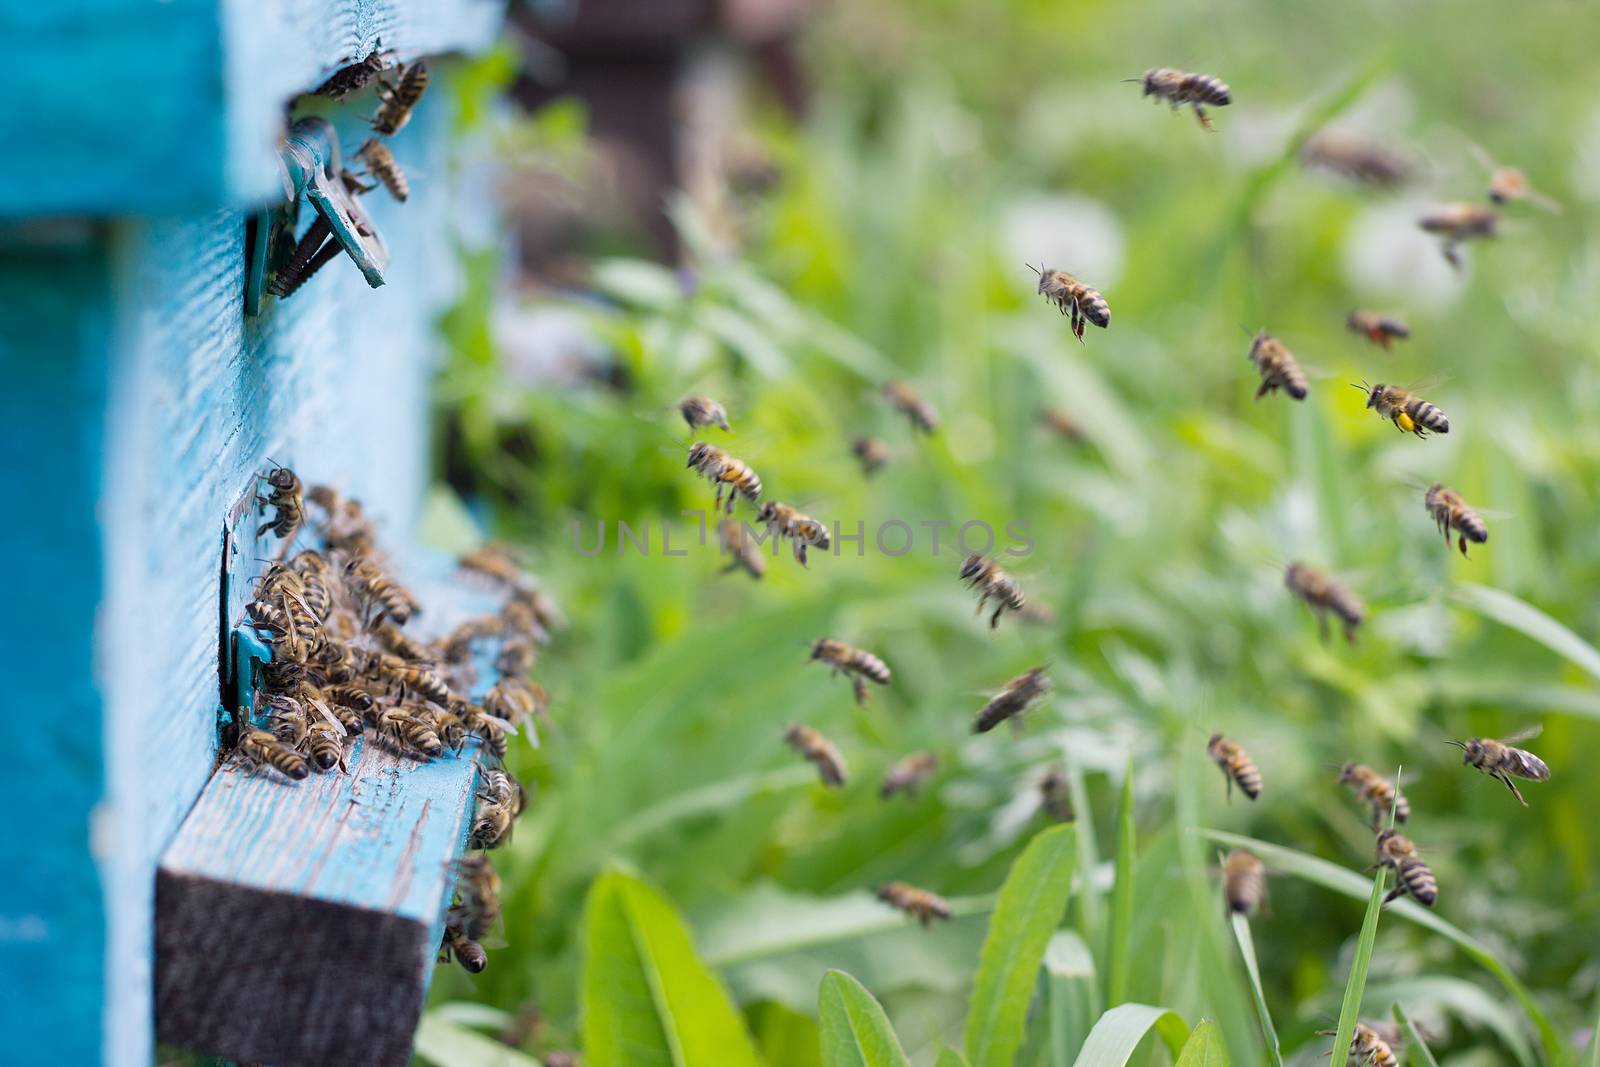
[935,1048,973,1067]
[1328,864,1387,1067]
[1452,583,1600,684]
[1071,1003,1189,1066]
[1044,930,1101,1067]
[581,870,765,1067]
[1200,829,1561,1062]
[592,257,684,310]
[1228,914,1282,1067]
[964,826,1078,1067]
[1174,1020,1230,1067]
[749,1001,824,1067]
[818,970,912,1067]
[415,1014,544,1067]
[1105,759,1135,1007]
[1390,1003,1441,1067]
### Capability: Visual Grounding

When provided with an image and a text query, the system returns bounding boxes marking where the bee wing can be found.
[1499,724,1543,745]
[307,696,349,737]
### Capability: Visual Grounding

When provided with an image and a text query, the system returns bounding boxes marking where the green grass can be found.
[427,0,1600,1062]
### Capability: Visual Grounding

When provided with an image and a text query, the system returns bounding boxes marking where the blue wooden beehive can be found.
[0,2,503,1063]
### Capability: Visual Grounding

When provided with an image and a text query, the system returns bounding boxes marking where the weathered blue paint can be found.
[0,1,502,1056]
[283,117,391,287]
[0,0,503,216]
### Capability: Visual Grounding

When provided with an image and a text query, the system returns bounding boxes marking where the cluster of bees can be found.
[239,467,559,976]
[269,48,429,298]
[664,67,1562,1065]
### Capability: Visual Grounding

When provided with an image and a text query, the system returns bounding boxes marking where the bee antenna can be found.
[1026,262,1041,275]
[1441,739,1467,749]
[1119,77,1145,83]
[1349,381,1371,394]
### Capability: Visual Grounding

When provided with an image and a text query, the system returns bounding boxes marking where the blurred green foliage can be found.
[424,0,1600,1063]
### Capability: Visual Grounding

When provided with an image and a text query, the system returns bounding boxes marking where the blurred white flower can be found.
[1342,199,1467,310]
[1001,194,1125,291]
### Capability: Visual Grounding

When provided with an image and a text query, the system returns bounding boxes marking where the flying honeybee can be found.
[1030,265,1111,341]
[1469,144,1560,209]
[785,724,847,787]
[1247,330,1308,401]
[1419,202,1498,269]
[1444,727,1549,806]
[354,138,409,202]
[687,441,763,514]
[1207,734,1261,801]
[717,518,767,580]
[369,59,429,136]
[1346,311,1410,350]
[1375,829,1437,907]
[882,381,939,434]
[1222,849,1265,916]
[876,882,952,927]
[237,727,310,781]
[257,466,304,546]
[1128,68,1232,129]
[879,752,938,799]
[757,501,831,565]
[1285,562,1364,643]
[1038,767,1074,822]
[1040,408,1087,443]
[959,554,1026,629]
[973,666,1050,733]
[1300,129,1412,187]
[852,435,890,476]
[1355,381,1450,437]
[679,394,732,432]
[313,47,395,98]
[1338,762,1409,829]
[1316,1023,1399,1067]
[1423,483,1488,557]
[810,638,891,706]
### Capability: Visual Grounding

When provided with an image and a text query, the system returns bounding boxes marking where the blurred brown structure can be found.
[513,0,812,261]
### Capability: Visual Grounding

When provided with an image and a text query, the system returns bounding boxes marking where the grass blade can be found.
[1044,931,1101,1067]
[935,1049,973,1067]
[1327,863,1387,1067]
[1199,829,1562,1062]
[1452,583,1600,684]
[1174,1020,1230,1067]
[964,825,1078,1067]
[1391,1003,1442,1067]
[1228,914,1283,1067]
[414,1013,544,1067]
[1105,758,1135,1007]
[818,970,912,1067]
[1070,1003,1189,1066]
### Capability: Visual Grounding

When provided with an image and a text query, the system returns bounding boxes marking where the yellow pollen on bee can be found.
[1396,411,1416,433]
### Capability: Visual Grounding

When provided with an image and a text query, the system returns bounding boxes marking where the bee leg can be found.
[1443,242,1462,271]
[1254,380,1272,401]
[852,677,868,706]
[1194,105,1214,131]
[1382,885,1406,905]
[1458,533,1469,558]
[990,604,1004,629]
[1497,772,1528,806]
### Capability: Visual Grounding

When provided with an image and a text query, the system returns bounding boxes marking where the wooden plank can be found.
[0,0,502,216]
[156,735,485,1067]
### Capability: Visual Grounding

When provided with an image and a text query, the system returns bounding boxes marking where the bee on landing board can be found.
[1127,68,1232,129]
[687,441,763,514]
[809,638,891,705]
[1207,734,1261,801]
[879,752,938,799]
[1030,265,1111,341]
[1316,1023,1400,1067]
[1247,330,1308,401]
[1222,849,1265,916]
[1354,380,1450,437]
[757,501,831,565]
[785,724,847,786]
[1337,762,1409,829]
[257,466,305,547]
[973,667,1050,733]
[876,882,952,927]
[1375,829,1437,907]
[313,47,396,98]
[1423,483,1488,557]
[354,138,409,202]
[1284,562,1364,643]
[1444,727,1549,806]
[1346,311,1410,350]
[679,394,732,433]
[237,727,310,781]
[882,381,939,434]
[1419,203,1498,269]
[369,59,429,136]
[852,435,890,476]
[959,554,1026,629]
[718,518,767,580]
